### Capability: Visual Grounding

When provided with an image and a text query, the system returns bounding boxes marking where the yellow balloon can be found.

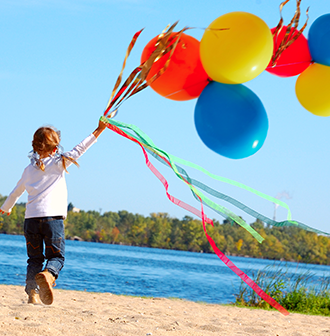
[200,12,273,84]
[295,63,330,117]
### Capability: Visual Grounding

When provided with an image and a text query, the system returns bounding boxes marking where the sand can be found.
[0,285,329,336]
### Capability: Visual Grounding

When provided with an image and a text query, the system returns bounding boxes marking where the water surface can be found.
[0,234,328,304]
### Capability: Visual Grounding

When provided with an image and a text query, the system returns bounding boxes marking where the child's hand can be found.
[0,209,10,216]
[93,119,108,138]
[98,119,107,131]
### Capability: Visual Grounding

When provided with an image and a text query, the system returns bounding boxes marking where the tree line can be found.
[0,194,329,265]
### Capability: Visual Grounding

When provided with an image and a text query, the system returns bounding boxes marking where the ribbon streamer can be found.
[102,117,329,238]
[104,23,229,116]
[145,148,329,236]
[101,116,290,316]
[102,117,265,243]
[104,23,192,118]
[271,0,309,67]
[105,29,144,111]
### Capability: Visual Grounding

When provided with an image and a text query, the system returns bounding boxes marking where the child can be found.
[0,119,107,305]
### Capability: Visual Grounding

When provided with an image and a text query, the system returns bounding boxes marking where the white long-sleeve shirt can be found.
[1,134,97,219]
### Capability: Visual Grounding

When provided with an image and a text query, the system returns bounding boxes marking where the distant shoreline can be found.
[0,232,321,266]
[1,202,329,266]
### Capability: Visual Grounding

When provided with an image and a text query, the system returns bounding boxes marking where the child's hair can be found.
[32,126,79,172]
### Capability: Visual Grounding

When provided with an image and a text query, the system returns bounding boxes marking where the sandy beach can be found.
[0,285,329,336]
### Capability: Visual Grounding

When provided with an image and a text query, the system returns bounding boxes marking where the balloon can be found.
[266,26,312,77]
[295,63,330,117]
[200,11,273,84]
[194,81,269,159]
[141,33,209,101]
[308,13,330,66]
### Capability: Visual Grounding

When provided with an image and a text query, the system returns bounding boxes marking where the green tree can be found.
[1,192,330,265]
[148,213,172,249]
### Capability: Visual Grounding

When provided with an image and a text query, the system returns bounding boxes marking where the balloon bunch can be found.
[135,3,330,159]
[140,11,272,160]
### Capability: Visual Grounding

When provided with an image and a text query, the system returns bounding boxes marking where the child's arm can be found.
[92,119,107,139]
[61,119,108,168]
[0,175,26,216]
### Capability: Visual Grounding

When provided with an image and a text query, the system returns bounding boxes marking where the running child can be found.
[0,119,107,305]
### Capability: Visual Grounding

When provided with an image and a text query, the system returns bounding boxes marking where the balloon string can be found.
[162,78,212,99]
[266,60,312,70]
[102,117,289,316]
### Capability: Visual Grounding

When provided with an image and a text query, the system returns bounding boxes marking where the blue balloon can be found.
[194,81,268,159]
[308,14,330,66]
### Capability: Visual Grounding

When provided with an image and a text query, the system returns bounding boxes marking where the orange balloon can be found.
[141,33,209,101]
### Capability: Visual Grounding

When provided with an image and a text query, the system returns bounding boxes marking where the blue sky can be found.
[1,0,329,234]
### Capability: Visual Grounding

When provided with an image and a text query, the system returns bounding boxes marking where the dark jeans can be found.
[24,216,65,294]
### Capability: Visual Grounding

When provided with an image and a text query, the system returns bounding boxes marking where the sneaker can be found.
[35,269,56,305]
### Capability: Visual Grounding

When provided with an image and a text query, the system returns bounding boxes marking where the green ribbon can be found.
[102,116,329,239]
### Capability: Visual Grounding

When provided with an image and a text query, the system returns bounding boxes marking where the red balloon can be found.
[141,33,209,101]
[266,26,312,77]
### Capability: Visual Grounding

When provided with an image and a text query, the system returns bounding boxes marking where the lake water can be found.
[0,234,329,304]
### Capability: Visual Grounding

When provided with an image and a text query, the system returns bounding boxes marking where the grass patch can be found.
[234,263,330,316]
